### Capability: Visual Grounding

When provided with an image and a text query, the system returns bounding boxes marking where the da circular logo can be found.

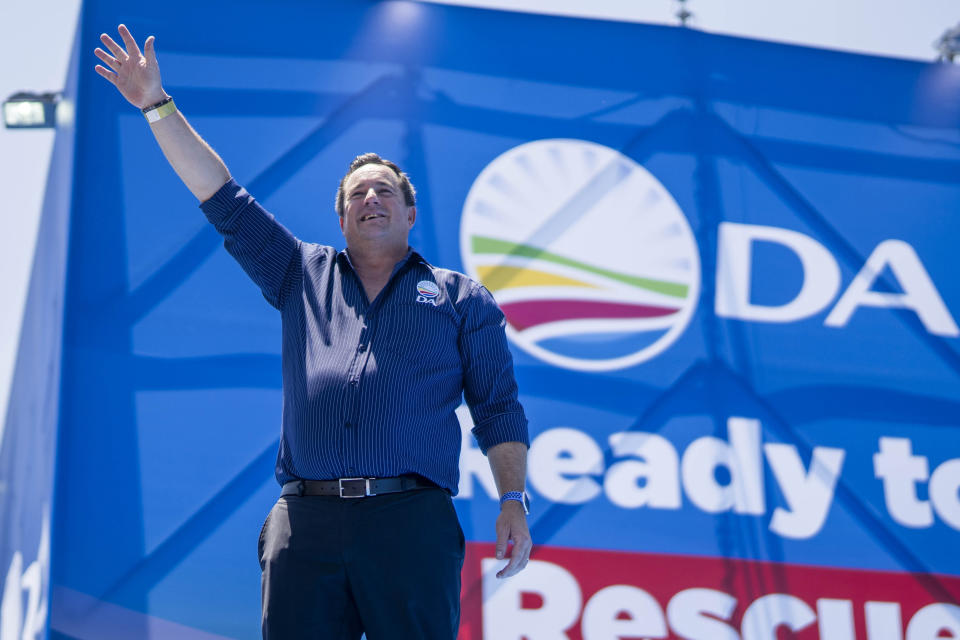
[459,139,700,371]
[416,280,440,306]
[417,280,440,298]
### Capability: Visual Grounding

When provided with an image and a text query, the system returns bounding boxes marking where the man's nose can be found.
[364,188,379,203]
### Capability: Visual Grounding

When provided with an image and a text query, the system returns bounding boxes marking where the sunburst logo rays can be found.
[460,139,700,371]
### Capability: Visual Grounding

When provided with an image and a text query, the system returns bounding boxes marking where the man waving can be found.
[95,24,532,640]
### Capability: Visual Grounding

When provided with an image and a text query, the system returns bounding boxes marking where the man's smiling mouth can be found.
[360,213,385,222]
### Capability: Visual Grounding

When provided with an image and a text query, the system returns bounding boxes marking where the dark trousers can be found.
[259,486,465,640]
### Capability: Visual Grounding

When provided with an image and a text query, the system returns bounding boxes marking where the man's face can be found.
[340,164,415,249]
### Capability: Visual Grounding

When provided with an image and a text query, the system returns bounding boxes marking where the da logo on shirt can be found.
[416,280,440,306]
[459,139,701,372]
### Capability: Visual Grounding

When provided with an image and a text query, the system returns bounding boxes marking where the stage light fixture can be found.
[3,92,60,129]
[934,23,960,62]
[674,0,693,26]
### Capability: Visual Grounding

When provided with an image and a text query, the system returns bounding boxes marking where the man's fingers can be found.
[94,48,121,72]
[496,533,531,578]
[100,33,126,61]
[144,35,157,65]
[94,65,117,85]
[496,543,524,578]
[497,557,519,578]
[497,544,525,578]
[516,534,532,570]
[118,24,141,57]
[495,526,508,560]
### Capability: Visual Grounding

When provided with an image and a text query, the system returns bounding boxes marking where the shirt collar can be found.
[337,247,430,273]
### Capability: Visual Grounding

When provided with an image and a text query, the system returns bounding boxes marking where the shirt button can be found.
[348,467,356,474]
[358,343,367,353]
[350,379,358,386]
[345,421,353,429]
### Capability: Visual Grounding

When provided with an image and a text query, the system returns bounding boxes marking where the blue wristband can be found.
[500,491,529,514]
[500,491,523,505]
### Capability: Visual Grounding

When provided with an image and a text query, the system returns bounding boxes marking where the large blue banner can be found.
[50,1,960,638]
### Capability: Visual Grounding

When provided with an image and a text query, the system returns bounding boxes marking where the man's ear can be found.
[408,206,417,228]
[339,214,344,233]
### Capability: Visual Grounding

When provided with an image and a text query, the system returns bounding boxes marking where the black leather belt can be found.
[281,475,434,498]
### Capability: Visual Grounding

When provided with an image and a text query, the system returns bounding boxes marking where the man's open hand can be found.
[94,24,167,109]
[494,499,532,578]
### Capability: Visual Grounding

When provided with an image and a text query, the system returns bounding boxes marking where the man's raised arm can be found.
[95,24,230,202]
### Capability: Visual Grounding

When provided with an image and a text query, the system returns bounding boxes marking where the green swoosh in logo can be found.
[472,235,689,299]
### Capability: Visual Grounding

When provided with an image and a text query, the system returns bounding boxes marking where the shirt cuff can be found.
[199,178,249,230]
[472,412,530,454]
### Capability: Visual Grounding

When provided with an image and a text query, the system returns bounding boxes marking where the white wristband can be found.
[143,98,176,124]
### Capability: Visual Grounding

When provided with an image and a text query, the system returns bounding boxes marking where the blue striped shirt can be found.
[200,179,528,494]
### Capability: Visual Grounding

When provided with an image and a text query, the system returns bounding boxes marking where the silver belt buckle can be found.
[339,477,371,498]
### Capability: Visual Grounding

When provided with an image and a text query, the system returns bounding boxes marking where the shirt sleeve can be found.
[200,179,300,310]
[459,281,530,454]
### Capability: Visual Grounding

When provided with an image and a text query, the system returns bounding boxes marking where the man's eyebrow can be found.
[350,180,396,193]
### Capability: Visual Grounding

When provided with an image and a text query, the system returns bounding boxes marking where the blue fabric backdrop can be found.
[38,1,960,638]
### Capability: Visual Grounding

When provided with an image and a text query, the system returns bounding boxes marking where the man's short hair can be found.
[335,153,417,217]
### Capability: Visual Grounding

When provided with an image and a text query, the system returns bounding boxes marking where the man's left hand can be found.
[494,500,532,578]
